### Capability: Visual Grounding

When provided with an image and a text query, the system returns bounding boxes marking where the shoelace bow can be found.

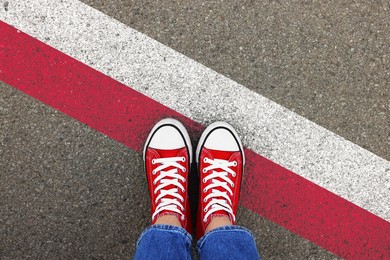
[202,157,238,222]
[152,156,187,221]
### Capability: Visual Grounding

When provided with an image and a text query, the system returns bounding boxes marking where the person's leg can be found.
[197,225,259,260]
[195,122,260,259]
[134,224,192,260]
[134,118,193,260]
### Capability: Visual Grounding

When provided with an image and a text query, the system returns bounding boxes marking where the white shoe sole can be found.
[196,121,245,165]
[143,118,193,164]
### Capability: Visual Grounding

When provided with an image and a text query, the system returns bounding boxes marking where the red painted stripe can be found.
[242,152,390,259]
[1,21,389,259]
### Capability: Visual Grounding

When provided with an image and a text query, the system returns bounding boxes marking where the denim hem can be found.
[137,224,192,247]
[196,225,255,250]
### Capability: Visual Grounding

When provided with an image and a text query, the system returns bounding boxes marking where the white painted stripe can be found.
[1,0,389,220]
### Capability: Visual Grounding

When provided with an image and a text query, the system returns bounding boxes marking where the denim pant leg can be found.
[197,226,261,260]
[134,224,192,260]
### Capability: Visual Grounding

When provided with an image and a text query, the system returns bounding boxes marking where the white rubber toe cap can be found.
[149,125,185,149]
[204,128,239,151]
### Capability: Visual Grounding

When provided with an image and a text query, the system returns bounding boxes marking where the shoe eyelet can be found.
[183,168,186,172]
[233,161,237,166]
[181,198,184,202]
[203,158,208,163]
[203,208,207,212]
[181,216,185,220]
[153,180,156,185]
[203,218,207,223]
[152,159,156,164]
[181,157,186,162]
[152,170,156,175]
[202,169,207,173]
[232,173,236,177]
[202,178,206,183]
[203,198,207,202]
[182,188,185,192]
[203,188,207,192]
[231,183,235,187]
[183,179,186,183]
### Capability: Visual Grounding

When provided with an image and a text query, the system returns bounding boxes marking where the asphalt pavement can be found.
[1,0,389,258]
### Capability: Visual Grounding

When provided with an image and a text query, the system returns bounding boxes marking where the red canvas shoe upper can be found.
[143,119,192,234]
[196,123,244,239]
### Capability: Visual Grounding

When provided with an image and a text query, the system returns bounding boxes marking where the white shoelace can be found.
[151,156,187,221]
[202,157,238,222]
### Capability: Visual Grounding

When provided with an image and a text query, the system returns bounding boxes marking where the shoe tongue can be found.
[210,209,230,219]
[155,211,180,219]
[153,148,186,219]
[204,149,236,223]
[207,148,236,161]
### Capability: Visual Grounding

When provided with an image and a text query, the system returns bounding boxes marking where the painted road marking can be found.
[1,0,389,223]
[1,21,389,259]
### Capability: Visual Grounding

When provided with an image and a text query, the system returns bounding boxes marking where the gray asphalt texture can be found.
[2,0,389,259]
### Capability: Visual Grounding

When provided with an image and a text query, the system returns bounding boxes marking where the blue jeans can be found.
[134,224,260,260]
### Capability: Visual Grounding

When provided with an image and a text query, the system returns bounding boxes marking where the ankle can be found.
[154,214,182,227]
[205,216,232,233]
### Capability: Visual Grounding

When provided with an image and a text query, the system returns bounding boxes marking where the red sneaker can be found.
[143,118,192,233]
[196,122,245,238]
